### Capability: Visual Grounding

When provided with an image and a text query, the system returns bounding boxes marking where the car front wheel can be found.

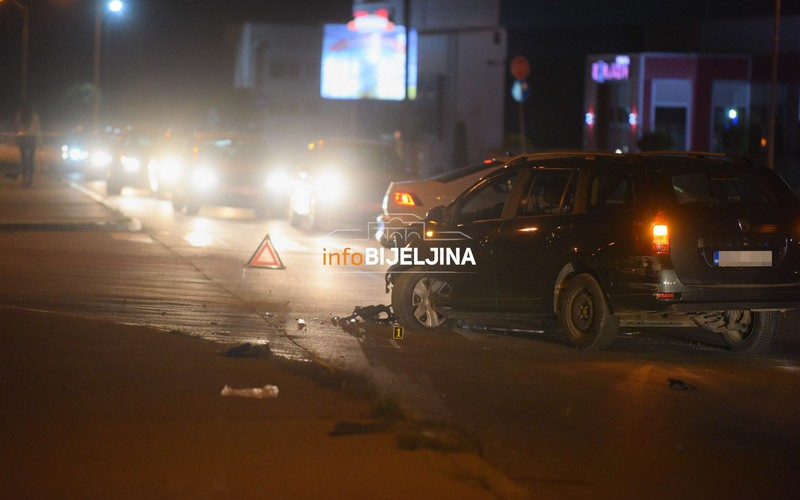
[391,267,452,330]
[558,273,618,350]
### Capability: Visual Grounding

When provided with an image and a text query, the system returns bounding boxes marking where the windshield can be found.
[307,143,402,172]
[197,138,268,163]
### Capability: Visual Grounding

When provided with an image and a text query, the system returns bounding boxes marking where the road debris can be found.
[333,304,394,327]
[328,420,390,437]
[220,342,271,358]
[220,384,279,399]
[668,378,698,391]
[297,318,307,330]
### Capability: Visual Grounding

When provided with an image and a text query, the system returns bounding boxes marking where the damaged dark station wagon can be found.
[387,152,800,354]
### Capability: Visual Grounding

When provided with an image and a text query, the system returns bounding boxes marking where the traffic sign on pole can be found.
[511,80,530,103]
[510,55,530,81]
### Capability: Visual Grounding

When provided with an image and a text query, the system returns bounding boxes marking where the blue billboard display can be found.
[320,23,417,101]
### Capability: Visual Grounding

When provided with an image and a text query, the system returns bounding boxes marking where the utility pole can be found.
[1,0,29,104]
[767,0,781,169]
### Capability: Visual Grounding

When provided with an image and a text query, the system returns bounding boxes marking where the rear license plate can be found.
[713,250,772,267]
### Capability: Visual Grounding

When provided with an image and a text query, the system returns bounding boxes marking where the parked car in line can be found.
[106,127,162,195]
[56,128,115,179]
[144,129,192,198]
[287,138,411,230]
[170,132,281,216]
[387,151,800,354]
[376,158,509,247]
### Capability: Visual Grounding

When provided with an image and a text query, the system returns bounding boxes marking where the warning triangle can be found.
[246,234,285,269]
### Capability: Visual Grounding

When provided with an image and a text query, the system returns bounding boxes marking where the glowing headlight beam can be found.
[192,167,217,188]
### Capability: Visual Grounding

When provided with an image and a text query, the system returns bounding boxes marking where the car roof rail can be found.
[632,151,768,168]
[514,150,616,162]
[634,151,733,160]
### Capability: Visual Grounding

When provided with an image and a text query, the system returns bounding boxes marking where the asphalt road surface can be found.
[9,177,800,499]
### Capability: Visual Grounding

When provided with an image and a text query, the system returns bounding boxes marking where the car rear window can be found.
[199,139,268,163]
[671,169,796,207]
[312,144,402,172]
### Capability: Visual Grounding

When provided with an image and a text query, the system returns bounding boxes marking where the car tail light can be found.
[393,192,417,207]
[651,211,670,255]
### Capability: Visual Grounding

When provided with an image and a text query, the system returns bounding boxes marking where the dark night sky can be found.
[0,0,353,125]
[1,0,794,134]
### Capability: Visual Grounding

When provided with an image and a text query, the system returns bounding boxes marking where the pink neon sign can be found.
[591,56,629,83]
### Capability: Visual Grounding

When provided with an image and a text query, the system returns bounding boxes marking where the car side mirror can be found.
[425,205,446,224]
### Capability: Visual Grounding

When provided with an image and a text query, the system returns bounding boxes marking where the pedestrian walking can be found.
[14,102,41,188]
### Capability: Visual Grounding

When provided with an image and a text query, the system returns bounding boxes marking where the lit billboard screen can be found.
[320,23,417,101]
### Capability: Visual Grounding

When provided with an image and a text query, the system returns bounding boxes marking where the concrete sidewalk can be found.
[0,171,136,231]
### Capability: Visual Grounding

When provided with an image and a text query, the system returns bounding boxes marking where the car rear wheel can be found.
[309,203,331,231]
[391,267,452,330]
[106,178,122,196]
[288,207,308,228]
[559,273,618,350]
[254,205,270,218]
[184,201,200,215]
[717,310,780,355]
[171,196,199,215]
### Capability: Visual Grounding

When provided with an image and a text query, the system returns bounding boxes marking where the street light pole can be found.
[92,0,124,129]
[93,0,102,128]
[1,0,29,104]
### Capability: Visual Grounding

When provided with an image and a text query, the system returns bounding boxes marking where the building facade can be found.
[583,53,751,154]
[233,0,507,174]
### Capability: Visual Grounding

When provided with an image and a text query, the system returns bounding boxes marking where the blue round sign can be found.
[511,80,529,103]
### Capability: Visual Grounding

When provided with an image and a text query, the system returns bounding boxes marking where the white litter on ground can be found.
[220,384,279,399]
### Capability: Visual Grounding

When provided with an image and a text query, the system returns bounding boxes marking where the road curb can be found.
[65,179,142,231]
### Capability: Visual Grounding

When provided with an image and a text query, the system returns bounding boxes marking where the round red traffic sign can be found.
[510,55,530,80]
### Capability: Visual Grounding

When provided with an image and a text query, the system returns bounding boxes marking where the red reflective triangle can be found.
[246,234,285,269]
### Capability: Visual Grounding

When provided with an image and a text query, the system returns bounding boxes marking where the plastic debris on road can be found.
[668,378,698,391]
[333,304,394,327]
[220,384,279,399]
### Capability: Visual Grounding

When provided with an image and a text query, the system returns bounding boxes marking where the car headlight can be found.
[65,146,89,162]
[290,172,313,215]
[121,155,141,172]
[151,156,182,181]
[192,167,217,189]
[315,170,346,202]
[266,170,290,193]
[90,151,112,168]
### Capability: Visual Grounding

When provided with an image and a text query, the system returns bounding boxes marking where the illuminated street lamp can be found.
[93,0,123,128]
[0,0,29,104]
